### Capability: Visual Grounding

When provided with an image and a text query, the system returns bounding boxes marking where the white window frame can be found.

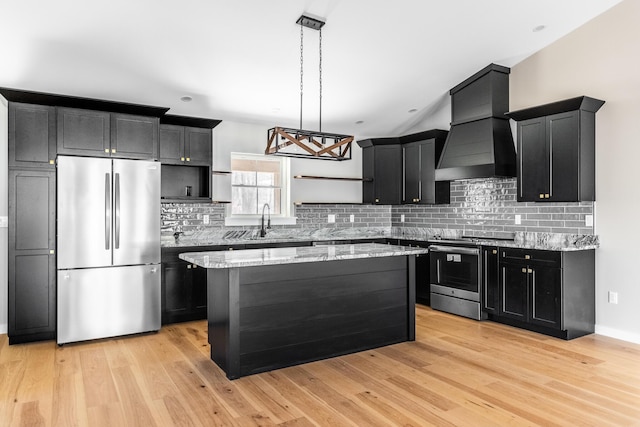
[224,152,296,226]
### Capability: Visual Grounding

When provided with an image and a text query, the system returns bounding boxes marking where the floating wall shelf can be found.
[294,175,372,182]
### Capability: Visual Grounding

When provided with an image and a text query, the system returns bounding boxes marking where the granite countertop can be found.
[179,243,429,269]
[164,228,599,252]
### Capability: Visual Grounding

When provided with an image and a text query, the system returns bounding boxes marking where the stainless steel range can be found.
[428,236,512,320]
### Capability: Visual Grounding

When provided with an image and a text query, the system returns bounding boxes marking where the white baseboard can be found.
[0,323,6,335]
[595,325,640,344]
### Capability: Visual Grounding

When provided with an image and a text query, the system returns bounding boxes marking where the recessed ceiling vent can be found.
[435,64,517,181]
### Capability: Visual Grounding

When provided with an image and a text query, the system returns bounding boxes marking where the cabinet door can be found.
[9,103,56,169]
[517,117,547,201]
[548,111,579,201]
[190,264,208,312]
[500,263,528,321]
[361,147,375,203]
[162,260,190,324]
[57,107,110,156]
[185,127,212,165]
[482,247,500,314]
[111,113,159,160]
[373,145,402,204]
[530,266,562,329]
[159,124,185,164]
[8,170,56,342]
[403,142,420,203]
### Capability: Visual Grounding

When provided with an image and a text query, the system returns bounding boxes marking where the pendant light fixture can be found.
[266,15,354,161]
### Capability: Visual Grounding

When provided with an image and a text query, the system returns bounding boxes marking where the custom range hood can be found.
[435,64,516,181]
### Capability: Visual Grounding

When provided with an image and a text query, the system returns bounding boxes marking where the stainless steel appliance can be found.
[429,244,486,320]
[57,156,161,344]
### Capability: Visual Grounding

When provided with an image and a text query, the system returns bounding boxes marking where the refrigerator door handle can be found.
[105,173,111,250]
[115,172,120,249]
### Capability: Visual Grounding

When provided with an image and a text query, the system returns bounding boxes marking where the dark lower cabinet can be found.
[482,246,500,315]
[8,169,56,344]
[397,239,430,305]
[161,248,209,324]
[162,245,244,324]
[485,247,594,339]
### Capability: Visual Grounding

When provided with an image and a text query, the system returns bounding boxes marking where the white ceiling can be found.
[0,0,621,138]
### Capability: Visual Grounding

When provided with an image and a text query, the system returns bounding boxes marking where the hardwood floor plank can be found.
[111,365,159,427]
[2,307,640,426]
[78,347,120,408]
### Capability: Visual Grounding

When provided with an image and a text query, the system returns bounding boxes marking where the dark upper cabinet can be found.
[57,107,110,156]
[360,142,402,204]
[8,169,56,343]
[9,103,56,169]
[507,96,604,202]
[160,125,212,166]
[401,130,450,204]
[57,107,159,159]
[494,247,594,339]
[111,113,159,159]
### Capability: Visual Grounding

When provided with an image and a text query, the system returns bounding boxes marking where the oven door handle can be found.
[429,245,480,256]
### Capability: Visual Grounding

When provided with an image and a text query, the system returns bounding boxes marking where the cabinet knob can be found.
[528,268,533,274]
[111,149,116,154]
[525,254,531,260]
[539,194,545,199]
[49,249,55,255]
[105,149,110,153]
[192,264,197,268]
[187,265,192,269]
[375,198,380,203]
[522,267,527,273]
[492,249,497,254]
[186,157,191,162]
[545,194,550,199]
[181,157,185,161]
[49,160,55,165]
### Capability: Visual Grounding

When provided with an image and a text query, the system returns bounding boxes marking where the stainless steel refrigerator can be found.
[57,155,161,345]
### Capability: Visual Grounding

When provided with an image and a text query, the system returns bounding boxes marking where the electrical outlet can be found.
[515,214,521,225]
[0,216,7,228]
[608,291,618,304]
[585,215,593,227]
[327,214,335,223]
[349,214,354,223]
[401,214,405,223]
[203,214,210,225]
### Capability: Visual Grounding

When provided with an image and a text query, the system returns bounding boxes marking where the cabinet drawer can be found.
[500,248,560,266]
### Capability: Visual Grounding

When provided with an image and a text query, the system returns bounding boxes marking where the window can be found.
[226,153,293,224]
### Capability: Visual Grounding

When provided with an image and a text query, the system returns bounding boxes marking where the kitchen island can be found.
[180,243,428,379]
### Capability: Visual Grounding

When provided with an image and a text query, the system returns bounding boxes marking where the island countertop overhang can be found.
[179,243,429,269]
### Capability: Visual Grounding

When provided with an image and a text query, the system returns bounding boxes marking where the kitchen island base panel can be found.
[208,255,415,379]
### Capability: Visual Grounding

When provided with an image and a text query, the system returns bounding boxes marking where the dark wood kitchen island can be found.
[179,243,427,379]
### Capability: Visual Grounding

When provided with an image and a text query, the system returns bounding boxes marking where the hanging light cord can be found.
[299,22,304,131]
[319,28,323,133]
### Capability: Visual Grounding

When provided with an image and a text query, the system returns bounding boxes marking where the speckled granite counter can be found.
[179,243,429,268]
[165,227,598,252]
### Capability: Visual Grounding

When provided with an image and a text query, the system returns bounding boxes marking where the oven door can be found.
[429,245,481,302]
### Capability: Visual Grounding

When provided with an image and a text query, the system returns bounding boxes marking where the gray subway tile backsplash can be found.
[161,178,594,237]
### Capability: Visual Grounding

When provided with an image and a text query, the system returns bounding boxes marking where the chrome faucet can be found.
[260,203,271,237]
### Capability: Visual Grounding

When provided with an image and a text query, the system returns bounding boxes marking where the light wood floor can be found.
[2,305,640,427]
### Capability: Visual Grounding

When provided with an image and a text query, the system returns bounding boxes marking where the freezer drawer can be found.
[57,264,161,344]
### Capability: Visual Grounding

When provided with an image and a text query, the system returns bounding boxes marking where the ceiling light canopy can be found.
[266,14,354,161]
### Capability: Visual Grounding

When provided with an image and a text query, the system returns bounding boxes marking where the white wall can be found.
[213,120,362,204]
[510,0,640,343]
[0,97,8,334]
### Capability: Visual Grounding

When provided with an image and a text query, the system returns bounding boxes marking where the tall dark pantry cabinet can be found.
[7,102,57,343]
